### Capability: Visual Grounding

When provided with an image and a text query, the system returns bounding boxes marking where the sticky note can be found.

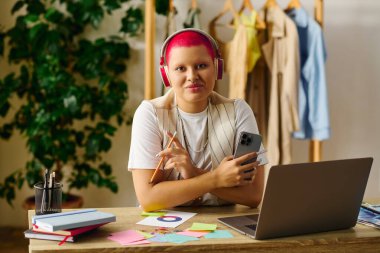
[137,231,155,239]
[164,233,199,244]
[108,230,145,244]
[122,239,151,245]
[204,230,233,239]
[189,222,217,231]
[148,234,168,243]
[176,230,210,238]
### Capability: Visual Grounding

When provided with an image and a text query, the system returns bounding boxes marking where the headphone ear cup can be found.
[216,58,224,80]
[160,65,171,87]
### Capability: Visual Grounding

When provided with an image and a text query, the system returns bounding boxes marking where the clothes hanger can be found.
[231,0,266,30]
[262,0,279,39]
[209,0,241,47]
[191,0,198,9]
[285,0,302,11]
[243,0,266,30]
[239,0,254,12]
[263,0,279,9]
[169,0,175,12]
[210,0,240,27]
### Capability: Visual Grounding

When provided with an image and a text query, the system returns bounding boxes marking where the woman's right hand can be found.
[212,152,260,188]
[157,131,200,180]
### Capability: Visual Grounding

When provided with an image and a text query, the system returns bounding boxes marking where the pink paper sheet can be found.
[108,230,145,244]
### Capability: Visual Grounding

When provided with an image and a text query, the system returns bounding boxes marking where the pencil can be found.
[149,131,177,184]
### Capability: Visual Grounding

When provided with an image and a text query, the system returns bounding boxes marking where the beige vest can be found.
[149,89,236,206]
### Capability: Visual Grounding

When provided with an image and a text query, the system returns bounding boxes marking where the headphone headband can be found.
[160,28,221,67]
[159,28,224,87]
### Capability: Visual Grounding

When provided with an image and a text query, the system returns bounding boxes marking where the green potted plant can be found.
[0,0,143,206]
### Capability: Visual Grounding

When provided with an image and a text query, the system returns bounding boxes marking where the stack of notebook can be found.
[357,203,380,229]
[25,209,116,244]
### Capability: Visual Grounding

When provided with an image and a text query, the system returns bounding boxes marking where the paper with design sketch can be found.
[136,210,197,228]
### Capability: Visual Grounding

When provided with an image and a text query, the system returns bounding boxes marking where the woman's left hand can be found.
[157,131,200,179]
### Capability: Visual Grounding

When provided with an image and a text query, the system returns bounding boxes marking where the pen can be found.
[41,169,49,214]
[149,131,177,184]
[52,172,55,188]
[51,172,56,211]
[48,171,53,211]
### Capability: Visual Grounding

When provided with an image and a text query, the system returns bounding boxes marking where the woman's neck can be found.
[176,100,208,113]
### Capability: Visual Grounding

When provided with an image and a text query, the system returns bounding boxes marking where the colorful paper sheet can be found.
[137,210,197,228]
[137,231,155,239]
[189,222,217,231]
[164,233,200,244]
[204,230,233,239]
[176,230,210,238]
[108,230,145,244]
[122,239,151,245]
[148,234,168,243]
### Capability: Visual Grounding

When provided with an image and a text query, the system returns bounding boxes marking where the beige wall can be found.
[1,0,380,227]
[0,0,143,226]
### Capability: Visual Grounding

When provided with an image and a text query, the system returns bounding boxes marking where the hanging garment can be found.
[183,7,201,29]
[210,19,248,99]
[259,6,300,165]
[245,13,268,146]
[225,19,249,99]
[246,44,269,146]
[210,13,263,100]
[286,7,330,140]
[237,12,262,73]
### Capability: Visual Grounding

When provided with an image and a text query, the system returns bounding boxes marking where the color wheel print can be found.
[157,215,183,222]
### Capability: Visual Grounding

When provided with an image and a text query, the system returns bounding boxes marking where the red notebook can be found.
[32,222,107,236]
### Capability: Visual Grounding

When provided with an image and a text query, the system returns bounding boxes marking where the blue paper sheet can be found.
[164,233,199,243]
[204,230,233,239]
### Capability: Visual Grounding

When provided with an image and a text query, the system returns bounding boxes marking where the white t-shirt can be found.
[128,99,267,171]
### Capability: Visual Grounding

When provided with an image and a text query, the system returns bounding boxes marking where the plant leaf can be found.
[11,1,25,15]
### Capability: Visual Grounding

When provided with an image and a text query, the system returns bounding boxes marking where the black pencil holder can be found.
[34,182,62,215]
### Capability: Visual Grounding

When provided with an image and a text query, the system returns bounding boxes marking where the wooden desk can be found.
[28,205,380,253]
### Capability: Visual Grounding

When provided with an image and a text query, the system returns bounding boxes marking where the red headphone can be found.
[159,28,224,87]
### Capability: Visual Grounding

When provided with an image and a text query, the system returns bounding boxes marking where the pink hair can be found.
[165,31,216,65]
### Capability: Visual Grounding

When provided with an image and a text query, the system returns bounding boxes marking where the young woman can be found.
[128,29,267,211]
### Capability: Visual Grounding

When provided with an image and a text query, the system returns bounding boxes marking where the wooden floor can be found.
[0,227,28,253]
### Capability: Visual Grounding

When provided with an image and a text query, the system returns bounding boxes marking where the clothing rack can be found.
[144,0,156,99]
[310,0,323,162]
[144,0,325,162]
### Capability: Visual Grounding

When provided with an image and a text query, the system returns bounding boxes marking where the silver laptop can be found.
[218,157,373,240]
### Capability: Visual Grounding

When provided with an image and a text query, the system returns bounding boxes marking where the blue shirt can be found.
[287,8,330,140]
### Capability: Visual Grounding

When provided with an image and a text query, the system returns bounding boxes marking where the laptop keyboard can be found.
[245,224,257,231]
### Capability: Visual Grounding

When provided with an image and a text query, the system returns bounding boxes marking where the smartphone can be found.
[233,131,262,168]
